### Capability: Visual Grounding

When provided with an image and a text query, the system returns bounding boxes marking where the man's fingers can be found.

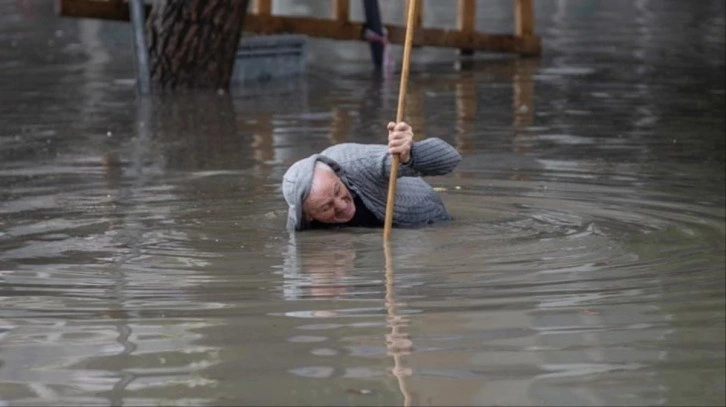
[386,120,412,161]
[389,136,402,144]
[389,131,412,140]
[388,121,410,132]
[389,141,411,151]
[388,121,412,159]
[389,138,409,147]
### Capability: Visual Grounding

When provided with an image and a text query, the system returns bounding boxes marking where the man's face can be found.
[303,168,355,224]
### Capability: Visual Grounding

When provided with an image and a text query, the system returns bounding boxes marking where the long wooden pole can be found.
[383,0,418,240]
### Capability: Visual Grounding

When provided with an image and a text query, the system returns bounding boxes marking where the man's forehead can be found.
[305,172,337,204]
[314,167,339,186]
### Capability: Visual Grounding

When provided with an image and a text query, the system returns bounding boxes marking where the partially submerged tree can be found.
[146,0,249,90]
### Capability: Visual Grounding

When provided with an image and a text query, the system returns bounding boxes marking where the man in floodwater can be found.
[281,121,461,231]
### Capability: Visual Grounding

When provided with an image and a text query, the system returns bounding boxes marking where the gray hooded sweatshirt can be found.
[282,138,461,231]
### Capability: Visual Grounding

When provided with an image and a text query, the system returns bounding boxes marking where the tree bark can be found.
[146,0,249,90]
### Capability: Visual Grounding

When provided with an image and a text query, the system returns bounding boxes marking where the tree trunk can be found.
[146,0,249,90]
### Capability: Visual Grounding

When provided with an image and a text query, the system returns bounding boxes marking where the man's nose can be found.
[334,197,347,211]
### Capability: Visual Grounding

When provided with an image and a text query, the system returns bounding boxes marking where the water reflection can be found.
[281,233,356,301]
[230,55,544,173]
[0,316,222,404]
[279,232,415,405]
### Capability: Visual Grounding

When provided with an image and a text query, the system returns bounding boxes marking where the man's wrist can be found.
[400,150,412,165]
[402,142,414,165]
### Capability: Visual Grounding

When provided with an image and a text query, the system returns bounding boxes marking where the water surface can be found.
[0,0,724,406]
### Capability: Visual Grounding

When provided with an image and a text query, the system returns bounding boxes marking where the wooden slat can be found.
[515,0,534,37]
[457,0,476,33]
[332,0,349,22]
[58,0,140,21]
[252,0,272,16]
[457,0,476,54]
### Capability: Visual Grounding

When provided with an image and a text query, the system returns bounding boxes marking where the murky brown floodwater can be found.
[1,0,724,406]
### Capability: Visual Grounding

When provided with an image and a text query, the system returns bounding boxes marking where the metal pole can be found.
[129,0,151,95]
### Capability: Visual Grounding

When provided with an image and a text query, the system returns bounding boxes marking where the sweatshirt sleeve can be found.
[403,137,462,176]
[322,138,461,181]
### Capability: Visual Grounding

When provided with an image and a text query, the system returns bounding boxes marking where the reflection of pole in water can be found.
[632,0,658,130]
[512,58,536,133]
[512,57,538,164]
[384,242,413,407]
[250,112,274,164]
[406,80,426,140]
[454,72,476,155]
[329,107,351,145]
